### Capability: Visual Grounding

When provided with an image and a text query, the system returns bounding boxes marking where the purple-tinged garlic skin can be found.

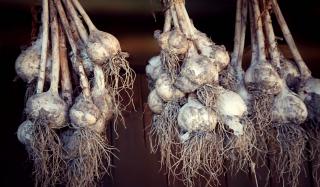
[17,120,34,145]
[148,89,165,114]
[15,40,41,83]
[272,87,308,124]
[25,93,68,128]
[157,29,189,55]
[86,30,121,65]
[298,78,320,102]
[178,97,217,132]
[244,62,283,94]
[280,57,300,90]
[69,95,101,127]
[298,78,320,122]
[146,56,164,81]
[155,73,185,102]
[80,49,94,75]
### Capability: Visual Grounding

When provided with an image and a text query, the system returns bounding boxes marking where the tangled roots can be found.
[102,52,135,125]
[149,101,182,175]
[247,88,274,161]
[304,121,320,186]
[173,131,225,187]
[269,123,307,187]
[196,84,218,110]
[219,66,238,92]
[225,117,257,173]
[64,125,115,187]
[160,50,180,79]
[103,52,135,92]
[29,114,65,186]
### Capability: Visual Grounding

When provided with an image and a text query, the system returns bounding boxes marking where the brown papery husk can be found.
[173,128,225,187]
[268,123,307,187]
[28,113,65,187]
[149,100,183,176]
[62,125,115,187]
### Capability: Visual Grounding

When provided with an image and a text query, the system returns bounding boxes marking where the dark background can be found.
[0,0,320,186]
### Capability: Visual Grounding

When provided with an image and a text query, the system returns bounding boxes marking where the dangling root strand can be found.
[173,130,225,187]
[149,101,182,176]
[269,123,307,187]
[29,112,65,187]
[65,125,115,187]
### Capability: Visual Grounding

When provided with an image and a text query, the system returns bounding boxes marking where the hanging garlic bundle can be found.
[148,0,256,186]
[218,0,257,172]
[16,0,134,186]
[267,0,320,185]
[219,0,310,186]
[17,0,66,186]
[221,0,308,186]
[260,1,307,186]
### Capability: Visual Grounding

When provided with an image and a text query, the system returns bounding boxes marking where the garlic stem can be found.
[63,0,88,42]
[54,0,91,99]
[163,9,172,32]
[170,4,180,30]
[59,22,73,105]
[71,0,97,32]
[249,1,258,65]
[231,0,243,67]
[49,0,60,95]
[251,0,267,62]
[271,0,311,80]
[36,0,49,94]
[262,0,280,68]
[238,0,248,68]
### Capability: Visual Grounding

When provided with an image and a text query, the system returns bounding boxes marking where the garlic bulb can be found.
[146,55,164,80]
[272,85,308,124]
[297,78,320,122]
[17,120,34,145]
[86,30,121,65]
[178,96,217,132]
[25,92,68,129]
[280,57,300,90]
[157,29,189,55]
[181,53,218,85]
[245,62,283,94]
[215,86,247,135]
[69,95,101,127]
[192,29,230,71]
[148,89,165,114]
[155,73,185,101]
[15,39,41,83]
[174,74,199,93]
